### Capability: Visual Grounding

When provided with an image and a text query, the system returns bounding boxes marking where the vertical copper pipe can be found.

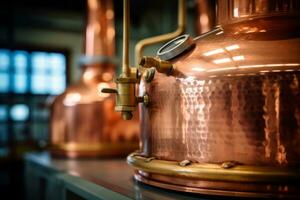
[122,0,130,77]
[85,0,115,57]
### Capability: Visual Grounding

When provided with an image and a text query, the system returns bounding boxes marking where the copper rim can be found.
[134,173,298,198]
[128,153,300,198]
[127,153,300,183]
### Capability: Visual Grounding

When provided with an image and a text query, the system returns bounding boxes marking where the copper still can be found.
[103,0,300,198]
[50,0,139,158]
[195,0,216,34]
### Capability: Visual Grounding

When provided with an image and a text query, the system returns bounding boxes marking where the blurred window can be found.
[0,49,10,71]
[0,47,68,157]
[0,73,9,93]
[0,49,67,95]
[0,105,8,121]
[10,104,29,121]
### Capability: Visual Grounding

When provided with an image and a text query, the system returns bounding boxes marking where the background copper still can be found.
[129,0,300,197]
[50,0,139,158]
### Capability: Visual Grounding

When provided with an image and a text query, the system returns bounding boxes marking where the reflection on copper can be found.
[135,0,300,197]
[202,48,224,56]
[207,66,237,72]
[212,57,231,64]
[232,55,244,61]
[239,63,300,69]
[215,30,223,35]
[225,44,239,51]
[101,72,113,81]
[196,0,216,34]
[63,93,82,106]
[233,7,239,17]
[83,70,94,81]
[234,26,270,34]
[191,66,205,72]
[85,0,115,56]
[50,0,139,158]
[203,44,239,57]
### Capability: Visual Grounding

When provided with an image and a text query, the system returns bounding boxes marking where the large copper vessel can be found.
[50,0,139,158]
[126,0,300,198]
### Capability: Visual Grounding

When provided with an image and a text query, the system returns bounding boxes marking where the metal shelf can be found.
[24,152,210,200]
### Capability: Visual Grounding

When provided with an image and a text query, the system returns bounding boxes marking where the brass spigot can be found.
[102,0,184,120]
[101,0,148,120]
[101,69,139,120]
[102,67,148,120]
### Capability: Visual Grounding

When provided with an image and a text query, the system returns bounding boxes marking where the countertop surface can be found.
[25,152,222,200]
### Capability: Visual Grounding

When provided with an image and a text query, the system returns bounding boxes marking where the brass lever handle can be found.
[101,88,118,94]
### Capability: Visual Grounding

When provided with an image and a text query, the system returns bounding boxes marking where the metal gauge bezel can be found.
[157,34,194,61]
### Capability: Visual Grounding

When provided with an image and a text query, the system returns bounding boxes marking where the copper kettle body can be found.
[128,0,300,197]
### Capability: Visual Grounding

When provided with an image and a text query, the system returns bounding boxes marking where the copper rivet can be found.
[221,161,236,169]
[179,160,192,166]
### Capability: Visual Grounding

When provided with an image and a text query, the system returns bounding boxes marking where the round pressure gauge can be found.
[157,34,194,61]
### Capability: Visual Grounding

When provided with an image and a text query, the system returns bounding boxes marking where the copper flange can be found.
[127,153,300,198]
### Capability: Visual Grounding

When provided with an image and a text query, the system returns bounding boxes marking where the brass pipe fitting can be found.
[139,56,173,75]
[134,0,186,66]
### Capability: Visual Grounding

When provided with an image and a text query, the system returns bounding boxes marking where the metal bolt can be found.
[143,94,149,107]
[137,94,149,107]
[144,68,156,83]
[221,161,238,169]
[179,160,191,166]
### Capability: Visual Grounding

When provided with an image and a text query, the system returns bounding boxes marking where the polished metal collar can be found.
[157,34,194,61]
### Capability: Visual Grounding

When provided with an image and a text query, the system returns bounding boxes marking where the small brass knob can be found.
[136,93,149,107]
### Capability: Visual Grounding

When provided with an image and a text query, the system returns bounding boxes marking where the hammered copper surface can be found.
[50,0,139,158]
[138,0,300,177]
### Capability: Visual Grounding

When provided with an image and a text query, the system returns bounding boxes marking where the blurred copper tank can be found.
[50,0,139,158]
[128,0,300,198]
[195,0,216,34]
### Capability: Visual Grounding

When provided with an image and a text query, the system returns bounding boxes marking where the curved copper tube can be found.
[134,0,186,66]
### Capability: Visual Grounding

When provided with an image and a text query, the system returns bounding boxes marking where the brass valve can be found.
[101,68,148,120]
[101,0,177,120]
[139,57,173,75]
